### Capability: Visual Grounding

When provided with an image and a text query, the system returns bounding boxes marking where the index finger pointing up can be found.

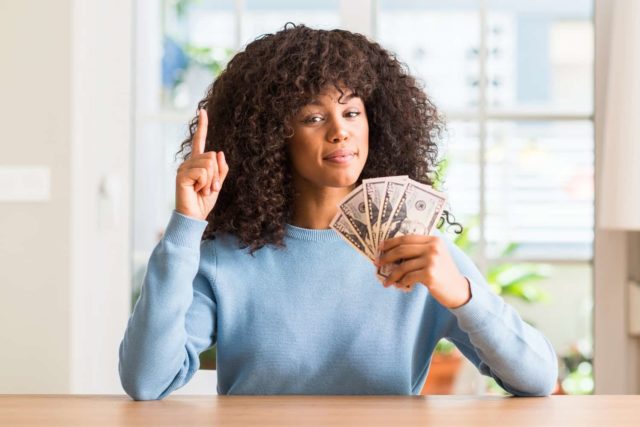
[191,109,208,156]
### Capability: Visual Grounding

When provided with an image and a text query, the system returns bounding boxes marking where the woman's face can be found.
[287,87,369,190]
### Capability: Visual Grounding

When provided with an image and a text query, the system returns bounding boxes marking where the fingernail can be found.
[214,180,221,191]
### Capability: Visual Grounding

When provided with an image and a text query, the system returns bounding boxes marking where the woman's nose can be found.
[327,122,349,144]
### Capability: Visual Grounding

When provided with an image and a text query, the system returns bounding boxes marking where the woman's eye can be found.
[346,111,360,118]
[303,115,323,124]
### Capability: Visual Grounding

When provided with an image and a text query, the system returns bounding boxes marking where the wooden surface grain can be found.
[0,394,638,426]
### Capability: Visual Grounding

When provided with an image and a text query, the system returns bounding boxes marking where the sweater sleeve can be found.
[118,211,217,400]
[439,232,558,396]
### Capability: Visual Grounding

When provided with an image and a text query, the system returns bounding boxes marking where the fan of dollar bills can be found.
[330,175,447,279]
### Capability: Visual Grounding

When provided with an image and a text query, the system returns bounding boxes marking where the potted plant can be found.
[422,339,463,394]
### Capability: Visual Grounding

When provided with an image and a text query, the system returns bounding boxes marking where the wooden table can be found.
[0,395,637,426]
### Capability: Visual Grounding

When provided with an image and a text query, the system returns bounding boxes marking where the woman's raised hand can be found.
[175,109,229,220]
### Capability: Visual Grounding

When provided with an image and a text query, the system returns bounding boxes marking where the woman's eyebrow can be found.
[306,92,358,106]
[340,93,361,104]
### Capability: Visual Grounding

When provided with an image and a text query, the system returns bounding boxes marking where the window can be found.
[134,0,594,395]
[378,0,594,394]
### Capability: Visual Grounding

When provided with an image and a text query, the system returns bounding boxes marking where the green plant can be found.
[184,44,234,76]
[443,218,551,304]
[162,0,235,109]
[432,218,551,357]
[434,338,456,356]
[170,0,202,18]
[432,157,551,357]
[560,341,593,395]
[199,346,217,370]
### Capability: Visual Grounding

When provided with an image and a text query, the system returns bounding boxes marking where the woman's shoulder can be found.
[201,231,239,250]
[201,231,261,257]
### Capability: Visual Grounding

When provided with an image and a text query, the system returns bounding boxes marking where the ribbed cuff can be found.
[162,210,209,249]
[449,277,501,332]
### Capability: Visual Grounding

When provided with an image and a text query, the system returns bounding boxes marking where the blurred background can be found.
[1,0,639,396]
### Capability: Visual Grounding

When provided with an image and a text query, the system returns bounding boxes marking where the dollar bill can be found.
[329,211,375,260]
[331,176,448,282]
[362,178,386,250]
[338,186,375,254]
[376,177,408,248]
[378,181,447,278]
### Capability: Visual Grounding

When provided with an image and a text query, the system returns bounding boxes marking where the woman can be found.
[119,24,557,400]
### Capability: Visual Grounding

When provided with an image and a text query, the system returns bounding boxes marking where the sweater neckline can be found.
[285,224,341,242]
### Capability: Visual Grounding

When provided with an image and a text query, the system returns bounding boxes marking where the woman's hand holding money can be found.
[176,109,229,220]
[377,235,471,309]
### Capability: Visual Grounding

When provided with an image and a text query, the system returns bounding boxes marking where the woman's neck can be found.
[291,181,354,229]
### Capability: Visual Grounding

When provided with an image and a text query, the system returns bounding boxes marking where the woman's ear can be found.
[283,122,296,144]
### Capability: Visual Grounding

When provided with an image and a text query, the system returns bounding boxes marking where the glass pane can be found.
[448,262,593,395]
[132,120,186,303]
[162,0,237,110]
[377,0,480,112]
[486,0,594,114]
[438,121,481,258]
[241,1,340,47]
[485,120,594,260]
[490,262,593,395]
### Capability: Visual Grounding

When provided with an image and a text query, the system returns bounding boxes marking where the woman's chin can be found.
[324,171,362,189]
[296,164,366,190]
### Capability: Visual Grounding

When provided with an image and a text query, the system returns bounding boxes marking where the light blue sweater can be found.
[119,211,558,400]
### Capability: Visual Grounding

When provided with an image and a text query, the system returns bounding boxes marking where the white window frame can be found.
[134,0,617,395]
[138,0,595,270]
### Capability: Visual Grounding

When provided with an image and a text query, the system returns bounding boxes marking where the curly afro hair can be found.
[177,23,459,252]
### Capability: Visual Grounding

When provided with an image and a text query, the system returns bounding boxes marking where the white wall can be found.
[594,0,640,394]
[0,0,132,393]
[0,0,73,393]
[69,0,132,393]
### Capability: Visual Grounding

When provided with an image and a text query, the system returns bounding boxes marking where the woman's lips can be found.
[323,149,357,164]
[324,153,356,164]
